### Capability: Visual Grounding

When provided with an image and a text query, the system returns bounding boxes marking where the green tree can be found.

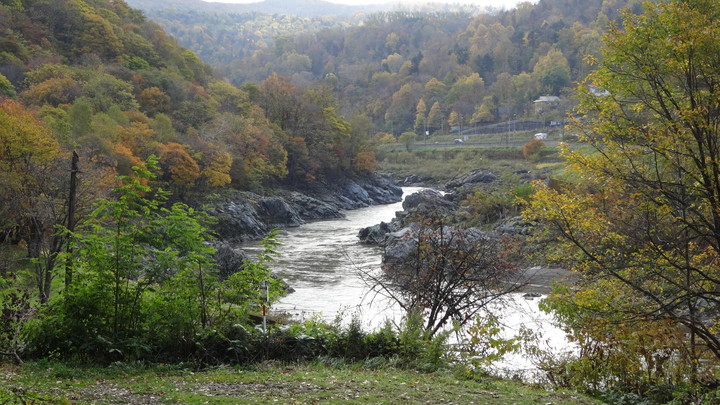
[525,0,720,388]
[414,98,427,133]
[424,78,448,104]
[219,228,285,318]
[258,72,298,131]
[70,158,169,337]
[445,73,485,117]
[398,131,417,152]
[470,102,494,125]
[39,157,219,360]
[68,97,93,148]
[83,74,138,112]
[0,73,16,98]
[531,48,571,96]
[384,84,418,134]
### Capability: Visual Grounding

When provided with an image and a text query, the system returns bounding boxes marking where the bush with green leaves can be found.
[0,278,32,364]
[26,157,284,363]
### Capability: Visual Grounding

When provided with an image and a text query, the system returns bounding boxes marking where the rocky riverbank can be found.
[208,172,403,243]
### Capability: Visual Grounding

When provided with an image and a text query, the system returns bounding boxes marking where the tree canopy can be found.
[525,0,720,390]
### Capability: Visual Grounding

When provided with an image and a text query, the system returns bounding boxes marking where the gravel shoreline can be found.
[520,266,575,294]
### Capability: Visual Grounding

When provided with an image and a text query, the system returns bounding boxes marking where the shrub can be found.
[352,151,377,173]
[522,138,545,161]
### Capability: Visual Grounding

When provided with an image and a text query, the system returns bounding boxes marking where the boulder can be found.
[401,174,432,186]
[287,192,343,220]
[365,172,404,203]
[382,225,493,268]
[402,189,450,210]
[358,221,400,244]
[259,197,304,227]
[358,189,458,246]
[211,241,249,279]
[342,180,372,207]
[402,189,457,219]
[307,173,403,209]
[495,216,534,235]
[210,199,268,242]
[381,226,420,265]
[445,169,498,189]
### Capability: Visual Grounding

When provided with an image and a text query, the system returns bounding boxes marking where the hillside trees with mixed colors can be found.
[0,0,377,235]
[134,0,643,135]
[0,0,374,191]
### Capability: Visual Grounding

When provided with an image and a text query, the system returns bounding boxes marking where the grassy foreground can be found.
[1,361,602,404]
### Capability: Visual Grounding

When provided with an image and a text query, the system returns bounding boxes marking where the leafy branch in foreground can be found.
[525,0,720,398]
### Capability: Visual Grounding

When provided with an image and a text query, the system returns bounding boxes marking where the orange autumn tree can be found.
[203,110,287,188]
[158,142,201,190]
[352,151,377,173]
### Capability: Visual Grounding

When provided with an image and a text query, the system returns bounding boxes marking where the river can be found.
[240,187,569,378]
[241,187,427,328]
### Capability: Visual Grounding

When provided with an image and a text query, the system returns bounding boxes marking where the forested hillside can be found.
[126,0,387,18]
[0,0,384,317]
[133,0,643,135]
[0,0,390,365]
[0,0,380,191]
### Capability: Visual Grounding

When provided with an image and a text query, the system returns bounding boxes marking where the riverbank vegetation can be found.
[376,142,563,183]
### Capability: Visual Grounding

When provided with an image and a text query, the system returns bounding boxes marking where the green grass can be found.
[376,140,566,184]
[1,361,603,404]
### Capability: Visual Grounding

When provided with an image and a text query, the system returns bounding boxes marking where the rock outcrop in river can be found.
[358,188,454,244]
[358,168,566,292]
[358,168,534,245]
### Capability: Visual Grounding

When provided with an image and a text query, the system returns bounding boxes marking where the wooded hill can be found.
[125,0,388,18]
[0,0,379,191]
[129,0,643,135]
[0,0,391,300]
[0,0,645,288]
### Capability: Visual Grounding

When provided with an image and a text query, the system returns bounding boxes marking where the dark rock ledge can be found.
[210,173,403,243]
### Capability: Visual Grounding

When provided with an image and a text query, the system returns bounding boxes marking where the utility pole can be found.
[65,151,79,288]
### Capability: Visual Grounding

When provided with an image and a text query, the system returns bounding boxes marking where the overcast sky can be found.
[208,0,538,9]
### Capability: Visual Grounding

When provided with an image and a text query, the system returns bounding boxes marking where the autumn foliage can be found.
[159,142,201,187]
[525,0,720,397]
[522,138,544,160]
[352,151,377,173]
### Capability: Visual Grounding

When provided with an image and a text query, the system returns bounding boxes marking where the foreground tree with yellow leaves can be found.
[525,0,720,397]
